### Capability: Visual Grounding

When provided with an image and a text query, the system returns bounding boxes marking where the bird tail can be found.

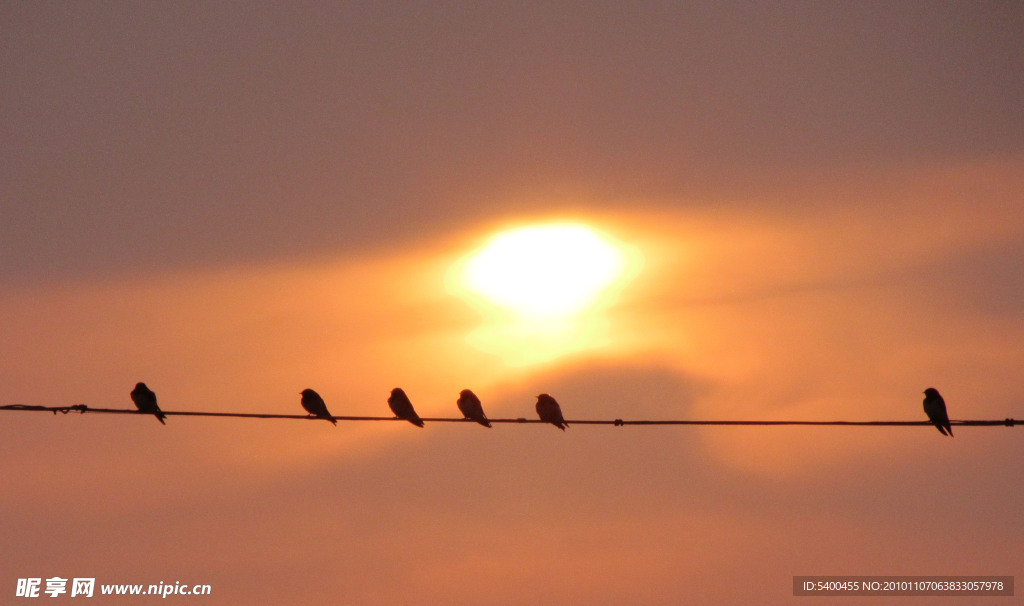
[479,419,492,428]
[410,417,425,428]
[327,416,338,426]
[156,413,167,425]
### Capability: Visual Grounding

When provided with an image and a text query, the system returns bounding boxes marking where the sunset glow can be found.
[463,224,626,318]
[4,3,1023,604]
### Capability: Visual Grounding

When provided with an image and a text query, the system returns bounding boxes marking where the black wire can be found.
[0,404,1016,426]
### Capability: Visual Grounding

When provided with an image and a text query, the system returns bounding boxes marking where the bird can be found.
[536,393,568,431]
[923,387,953,437]
[388,388,424,427]
[457,389,491,428]
[300,388,337,425]
[130,382,166,425]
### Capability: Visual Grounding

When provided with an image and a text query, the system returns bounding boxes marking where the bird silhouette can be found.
[130,382,166,425]
[923,387,953,437]
[388,388,424,427]
[536,393,568,431]
[300,388,337,425]
[457,389,491,428]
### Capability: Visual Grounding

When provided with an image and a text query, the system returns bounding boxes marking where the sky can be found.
[2,2,1023,604]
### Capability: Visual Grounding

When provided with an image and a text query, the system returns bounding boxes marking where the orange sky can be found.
[2,3,1023,604]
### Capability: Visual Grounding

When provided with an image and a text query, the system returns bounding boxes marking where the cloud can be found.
[4,3,1023,287]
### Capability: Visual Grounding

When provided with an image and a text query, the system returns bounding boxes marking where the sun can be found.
[463,223,627,318]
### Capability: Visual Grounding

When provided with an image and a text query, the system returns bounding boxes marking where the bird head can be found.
[923,387,940,397]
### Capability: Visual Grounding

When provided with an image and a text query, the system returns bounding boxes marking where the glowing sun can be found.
[464,223,626,318]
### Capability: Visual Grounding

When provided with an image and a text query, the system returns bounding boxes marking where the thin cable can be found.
[0,404,1017,427]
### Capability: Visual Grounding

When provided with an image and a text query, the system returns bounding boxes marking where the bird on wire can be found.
[456,389,491,428]
[130,382,166,425]
[388,387,424,427]
[300,388,337,425]
[536,393,568,431]
[923,387,953,437]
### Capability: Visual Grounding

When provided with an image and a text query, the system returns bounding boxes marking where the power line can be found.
[0,404,1018,427]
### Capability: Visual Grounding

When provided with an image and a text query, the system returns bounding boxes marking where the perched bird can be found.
[923,387,953,437]
[536,393,568,431]
[457,389,491,428]
[388,388,424,427]
[130,382,166,425]
[300,388,337,425]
